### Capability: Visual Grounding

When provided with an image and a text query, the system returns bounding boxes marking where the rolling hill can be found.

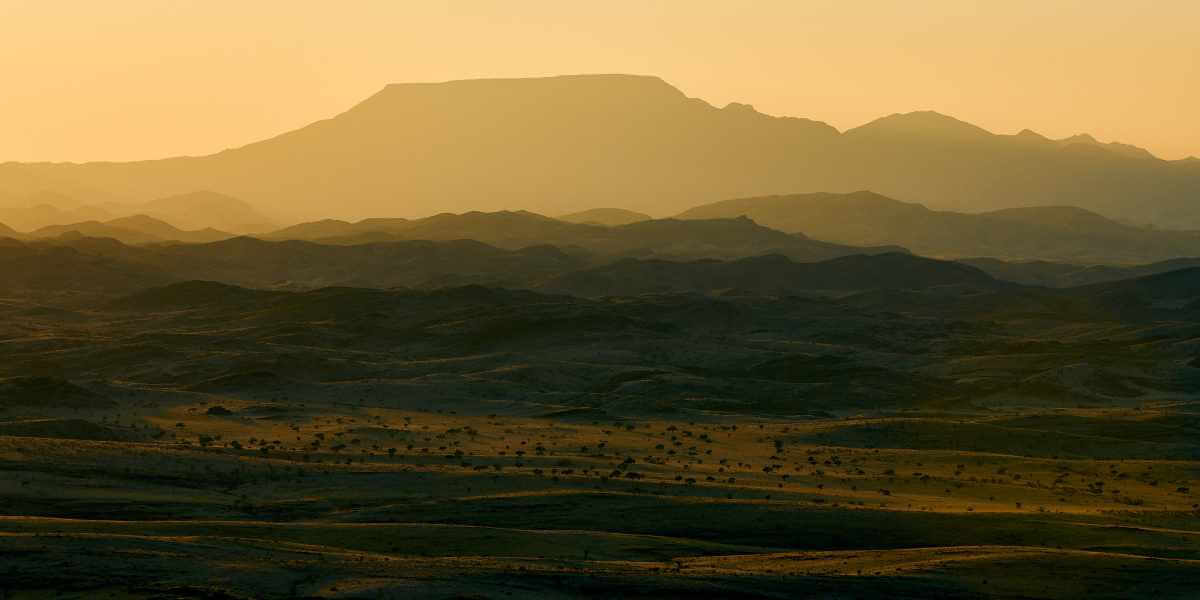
[677,191,1200,263]
[265,210,906,262]
[540,252,998,297]
[22,214,233,245]
[2,75,1197,227]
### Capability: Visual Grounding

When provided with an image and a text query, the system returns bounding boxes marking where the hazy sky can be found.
[2,0,1197,162]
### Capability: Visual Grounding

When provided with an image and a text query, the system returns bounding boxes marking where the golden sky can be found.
[2,0,1196,162]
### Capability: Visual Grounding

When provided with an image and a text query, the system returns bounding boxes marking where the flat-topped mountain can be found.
[677,191,1200,264]
[3,74,1196,227]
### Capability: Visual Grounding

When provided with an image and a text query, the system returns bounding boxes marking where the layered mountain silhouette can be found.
[3,74,1196,227]
[677,191,1200,264]
[0,234,962,300]
[263,210,905,261]
[19,214,233,245]
[0,190,273,234]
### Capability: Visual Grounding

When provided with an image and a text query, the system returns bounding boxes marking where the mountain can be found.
[964,257,1200,288]
[676,191,1200,264]
[0,202,115,232]
[4,74,1196,226]
[559,208,652,226]
[104,214,232,243]
[0,190,273,234]
[1068,267,1200,319]
[23,215,233,245]
[135,191,275,233]
[0,241,175,296]
[0,221,15,237]
[27,221,167,245]
[539,252,998,297]
[0,236,590,297]
[265,210,906,262]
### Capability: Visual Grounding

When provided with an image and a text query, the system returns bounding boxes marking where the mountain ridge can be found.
[677,191,1200,264]
[1,74,1195,226]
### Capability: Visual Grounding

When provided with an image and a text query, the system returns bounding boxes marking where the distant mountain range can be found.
[19,214,232,245]
[262,210,905,262]
[678,191,1200,264]
[0,190,274,233]
[2,74,1197,227]
[0,234,970,301]
[7,193,1200,268]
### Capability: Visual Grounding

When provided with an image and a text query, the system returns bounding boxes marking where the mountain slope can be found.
[677,191,1200,263]
[4,74,1194,226]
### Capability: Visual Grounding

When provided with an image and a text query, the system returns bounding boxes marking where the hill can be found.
[0,202,114,231]
[22,214,233,245]
[963,257,1200,287]
[539,252,998,297]
[559,208,652,226]
[265,210,905,262]
[105,214,232,243]
[25,220,166,245]
[3,75,1197,226]
[137,191,275,233]
[0,236,589,297]
[677,191,1200,263]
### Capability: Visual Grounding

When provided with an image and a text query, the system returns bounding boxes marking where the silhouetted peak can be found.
[1060,133,1098,145]
[1016,129,1049,140]
[1055,134,1156,159]
[847,111,993,140]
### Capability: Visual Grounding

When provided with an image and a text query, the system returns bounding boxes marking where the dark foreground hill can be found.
[0,233,932,303]
[3,74,1198,227]
[540,252,998,297]
[677,191,1200,264]
[963,257,1200,287]
[0,236,587,298]
[5,271,1200,598]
